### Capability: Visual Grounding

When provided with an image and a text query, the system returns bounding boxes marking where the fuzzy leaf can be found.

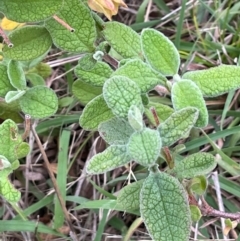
[72,79,102,105]
[141,29,180,76]
[112,59,166,93]
[190,205,202,222]
[103,22,142,59]
[117,179,144,210]
[75,60,113,86]
[7,60,26,90]
[158,107,199,147]
[15,142,30,159]
[19,86,58,118]
[3,26,52,61]
[127,128,161,166]
[140,171,191,241]
[183,65,240,97]
[0,0,63,22]
[98,117,134,145]
[103,76,143,118]
[79,95,114,131]
[5,90,26,103]
[27,62,52,79]
[190,175,208,195]
[45,0,97,52]
[0,64,15,97]
[26,73,45,86]
[172,79,208,128]
[171,153,216,179]
[0,101,22,123]
[86,145,131,174]
[128,105,143,131]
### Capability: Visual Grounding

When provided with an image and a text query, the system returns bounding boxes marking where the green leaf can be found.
[117,179,145,210]
[45,0,97,52]
[127,128,161,166]
[72,80,102,105]
[98,117,134,145]
[171,153,216,179]
[0,101,22,123]
[79,95,114,131]
[0,64,14,97]
[75,60,113,86]
[128,105,143,131]
[26,73,45,86]
[5,90,26,103]
[3,26,52,61]
[182,65,240,97]
[15,142,30,159]
[19,86,58,118]
[0,155,11,170]
[172,79,208,128]
[0,0,64,22]
[158,107,199,147]
[103,22,142,59]
[190,175,208,195]
[141,29,180,76]
[140,171,191,241]
[103,76,143,118]
[72,79,102,105]
[86,145,131,174]
[190,205,202,222]
[7,60,26,90]
[0,119,22,162]
[27,62,52,79]
[145,101,174,125]
[112,59,166,93]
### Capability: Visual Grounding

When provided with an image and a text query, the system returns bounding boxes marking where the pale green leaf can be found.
[127,128,161,166]
[0,155,11,170]
[19,86,58,118]
[171,153,216,179]
[103,22,142,59]
[190,205,202,222]
[79,95,114,131]
[128,105,144,131]
[15,142,30,159]
[0,64,14,97]
[86,145,131,174]
[190,175,208,195]
[7,60,26,90]
[112,59,166,93]
[0,177,20,203]
[3,26,52,61]
[182,65,240,97]
[172,79,208,128]
[117,179,144,210]
[103,76,143,118]
[5,90,26,103]
[98,117,134,145]
[141,29,180,75]
[158,107,199,147]
[26,73,45,86]
[140,172,191,241]
[27,62,52,79]
[0,0,64,22]
[72,79,102,105]
[75,60,113,86]
[45,0,97,52]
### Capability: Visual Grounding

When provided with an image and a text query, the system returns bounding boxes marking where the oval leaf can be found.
[103,22,142,59]
[45,0,97,52]
[158,107,199,147]
[190,175,208,195]
[0,64,14,97]
[0,0,64,22]
[140,171,191,241]
[190,205,202,222]
[79,95,115,131]
[183,65,240,97]
[127,128,161,166]
[5,90,26,103]
[98,117,135,145]
[171,153,216,179]
[3,26,52,61]
[7,60,26,90]
[75,60,113,86]
[112,59,166,93]
[141,29,180,76]
[19,86,58,118]
[172,79,208,128]
[72,79,102,105]
[117,179,145,210]
[86,145,131,174]
[103,76,143,118]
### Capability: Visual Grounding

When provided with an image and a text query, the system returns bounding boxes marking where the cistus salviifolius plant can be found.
[0,0,240,240]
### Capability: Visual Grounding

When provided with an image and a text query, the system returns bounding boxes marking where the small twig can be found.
[22,114,31,140]
[31,125,77,238]
[150,106,160,126]
[0,26,13,47]
[53,15,75,32]
[103,54,118,69]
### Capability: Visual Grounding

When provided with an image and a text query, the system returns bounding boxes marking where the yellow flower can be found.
[88,0,127,20]
[0,17,25,31]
